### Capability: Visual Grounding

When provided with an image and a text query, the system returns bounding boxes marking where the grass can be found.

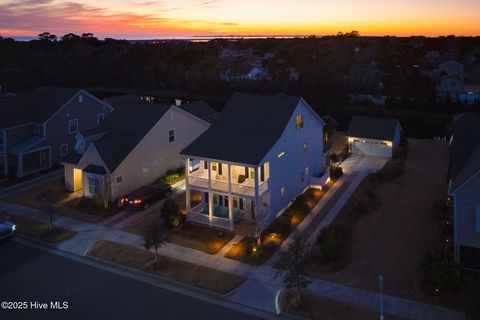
[3,178,70,209]
[5,213,76,243]
[88,240,246,294]
[167,223,235,254]
[280,290,408,320]
[62,197,120,222]
[225,186,331,265]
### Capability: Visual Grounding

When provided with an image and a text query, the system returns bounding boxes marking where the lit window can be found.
[295,115,304,130]
[304,143,308,151]
[97,113,104,124]
[277,151,285,158]
[78,95,83,103]
[168,129,175,143]
[60,144,68,156]
[116,176,122,183]
[68,119,78,134]
[280,186,285,198]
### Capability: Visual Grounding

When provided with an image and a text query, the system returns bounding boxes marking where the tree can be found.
[143,219,168,265]
[161,199,184,228]
[329,153,340,169]
[61,33,80,41]
[38,32,57,42]
[272,232,311,303]
[42,190,55,229]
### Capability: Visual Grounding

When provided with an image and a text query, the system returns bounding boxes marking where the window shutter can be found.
[476,206,480,233]
[245,167,249,178]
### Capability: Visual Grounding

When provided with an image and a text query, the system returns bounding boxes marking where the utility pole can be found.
[379,274,384,320]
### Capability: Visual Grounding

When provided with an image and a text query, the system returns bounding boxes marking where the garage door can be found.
[352,140,391,157]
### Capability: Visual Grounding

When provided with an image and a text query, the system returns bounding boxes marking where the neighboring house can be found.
[181,92,326,232]
[447,112,480,270]
[346,116,401,158]
[432,60,465,102]
[246,67,269,80]
[0,87,112,177]
[62,95,216,204]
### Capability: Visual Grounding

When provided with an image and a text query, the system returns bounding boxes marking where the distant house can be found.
[432,60,465,102]
[62,95,216,204]
[346,116,401,158]
[181,93,326,232]
[0,87,112,178]
[245,66,269,80]
[448,113,480,270]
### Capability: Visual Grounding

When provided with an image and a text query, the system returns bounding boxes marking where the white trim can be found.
[449,169,480,195]
[77,143,111,174]
[97,113,105,124]
[68,119,79,134]
[60,143,68,157]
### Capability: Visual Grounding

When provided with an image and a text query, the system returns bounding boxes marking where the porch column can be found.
[228,195,234,231]
[253,166,260,241]
[185,159,191,214]
[208,191,213,225]
[228,163,232,193]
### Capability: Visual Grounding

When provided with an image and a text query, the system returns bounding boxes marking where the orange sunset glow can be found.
[0,0,479,38]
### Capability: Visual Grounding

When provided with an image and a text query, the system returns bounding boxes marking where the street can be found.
[0,240,264,320]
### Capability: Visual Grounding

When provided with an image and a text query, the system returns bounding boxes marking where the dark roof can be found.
[92,95,171,172]
[346,116,400,141]
[177,100,218,124]
[60,152,83,165]
[0,87,82,128]
[84,164,107,175]
[181,92,305,165]
[449,113,480,191]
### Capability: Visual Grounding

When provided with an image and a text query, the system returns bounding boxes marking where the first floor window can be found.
[116,176,122,183]
[233,197,238,208]
[60,144,68,156]
[168,129,175,143]
[88,177,99,194]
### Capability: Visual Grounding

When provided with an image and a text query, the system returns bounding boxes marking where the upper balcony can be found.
[186,159,269,197]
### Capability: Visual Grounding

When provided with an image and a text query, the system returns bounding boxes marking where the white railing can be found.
[188,174,269,196]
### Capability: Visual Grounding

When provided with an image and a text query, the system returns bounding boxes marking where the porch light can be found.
[252,246,257,253]
[386,141,392,147]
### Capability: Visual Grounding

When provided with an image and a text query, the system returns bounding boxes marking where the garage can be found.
[346,116,402,158]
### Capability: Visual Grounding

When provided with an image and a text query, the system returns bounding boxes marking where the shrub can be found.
[159,167,185,185]
[330,166,343,180]
[399,136,409,150]
[317,224,347,262]
[339,146,350,161]
[329,153,340,168]
[161,199,184,228]
[422,249,460,295]
[392,146,405,159]
[291,194,310,215]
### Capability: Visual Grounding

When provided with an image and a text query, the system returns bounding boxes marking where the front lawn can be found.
[88,240,246,294]
[167,223,235,254]
[225,186,332,265]
[3,178,70,209]
[62,197,120,222]
[5,213,76,243]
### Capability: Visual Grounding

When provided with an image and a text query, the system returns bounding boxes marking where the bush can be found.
[158,167,185,185]
[291,194,310,215]
[422,249,460,295]
[161,199,184,228]
[399,136,409,150]
[330,166,343,180]
[317,224,347,262]
[339,146,350,161]
[392,146,405,159]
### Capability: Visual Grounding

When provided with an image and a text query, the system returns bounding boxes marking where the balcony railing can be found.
[187,170,268,196]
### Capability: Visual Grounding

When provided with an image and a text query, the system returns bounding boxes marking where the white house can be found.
[432,60,465,102]
[62,95,216,203]
[448,113,480,270]
[181,93,326,232]
[346,116,402,158]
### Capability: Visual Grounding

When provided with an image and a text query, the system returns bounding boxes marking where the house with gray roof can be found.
[0,87,112,177]
[181,92,326,232]
[448,112,480,270]
[346,116,402,158]
[62,94,215,204]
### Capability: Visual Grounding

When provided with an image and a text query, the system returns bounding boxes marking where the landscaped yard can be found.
[88,240,246,294]
[305,139,480,314]
[225,185,332,265]
[3,178,70,209]
[4,213,76,243]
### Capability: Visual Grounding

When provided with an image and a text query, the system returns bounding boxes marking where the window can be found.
[239,198,244,210]
[304,143,308,151]
[295,115,304,130]
[116,176,122,183]
[301,171,305,182]
[305,167,309,175]
[78,95,83,103]
[218,195,223,206]
[280,187,286,198]
[60,144,68,156]
[218,163,223,175]
[168,129,175,143]
[97,113,104,124]
[233,197,238,208]
[277,151,285,158]
[204,161,208,170]
[68,119,78,134]
[88,177,99,194]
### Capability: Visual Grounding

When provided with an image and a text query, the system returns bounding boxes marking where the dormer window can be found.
[78,95,83,103]
[295,115,304,130]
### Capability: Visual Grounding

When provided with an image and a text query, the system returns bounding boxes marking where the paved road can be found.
[0,241,264,320]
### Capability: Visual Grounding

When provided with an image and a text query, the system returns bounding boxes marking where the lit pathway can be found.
[0,155,464,320]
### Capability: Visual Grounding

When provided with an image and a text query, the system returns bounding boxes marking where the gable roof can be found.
[449,112,480,192]
[91,94,172,172]
[0,87,83,128]
[346,116,400,141]
[181,92,305,165]
[177,100,218,124]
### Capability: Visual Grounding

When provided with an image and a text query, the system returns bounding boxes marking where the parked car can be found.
[122,183,172,210]
[0,217,16,241]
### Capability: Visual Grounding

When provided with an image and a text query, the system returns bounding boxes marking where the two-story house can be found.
[448,112,480,270]
[181,93,326,232]
[0,87,112,178]
[62,94,216,205]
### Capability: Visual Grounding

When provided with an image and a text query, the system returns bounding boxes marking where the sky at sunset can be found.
[0,0,479,39]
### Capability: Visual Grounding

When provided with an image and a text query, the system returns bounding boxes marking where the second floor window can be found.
[97,113,104,124]
[68,119,78,134]
[168,129,175,143]
[60,144,68,156]
[295,115,304,130]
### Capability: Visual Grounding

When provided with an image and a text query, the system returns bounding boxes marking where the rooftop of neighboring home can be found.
[449,112,480,192]
[181,92,316,165]
[0,87,89,129]
[346,116,401,141]
[69,94,216,172]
